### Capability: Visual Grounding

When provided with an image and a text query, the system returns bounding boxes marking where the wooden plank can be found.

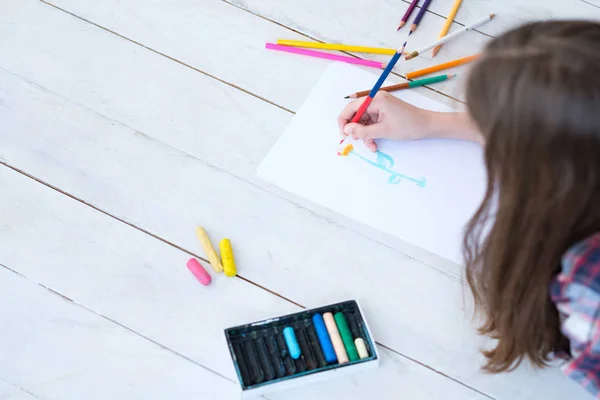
[399,0,600,36]
[42,0,467,106]
[0,168,491,400]
[0,64,588,400]
[229,0,600,40]
[0,268,239,400]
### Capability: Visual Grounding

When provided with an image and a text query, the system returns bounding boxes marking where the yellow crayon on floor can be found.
[196,227,224,273]
[219,238,237,277]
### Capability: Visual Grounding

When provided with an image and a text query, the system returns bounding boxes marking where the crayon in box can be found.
[224,300,379,398]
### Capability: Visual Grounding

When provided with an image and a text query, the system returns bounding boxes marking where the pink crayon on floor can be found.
[187,258,212,286]
[265,43,384,69]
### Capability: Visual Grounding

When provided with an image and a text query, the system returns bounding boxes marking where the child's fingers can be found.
[364,139,378,152]
[338,97,374,135]
[343,122,388,140]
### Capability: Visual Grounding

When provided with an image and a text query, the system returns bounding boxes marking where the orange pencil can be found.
[406,54,479,79]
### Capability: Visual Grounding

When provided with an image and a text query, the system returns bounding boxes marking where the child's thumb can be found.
[343,122,387,140]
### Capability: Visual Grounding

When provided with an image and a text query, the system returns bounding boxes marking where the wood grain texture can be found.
[0,268,239,400]
[0,167,490,400]
[43,0,466,107]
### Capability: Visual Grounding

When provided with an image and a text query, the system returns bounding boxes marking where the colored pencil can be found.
[277,40,397,55]
[406,54,479,79]
[345,74,455,98]
[397,0,419,31]
[265,43,384,69]
[405,14,495,60]
[432,0,463,57]
[409,0,433,34]
[339,39,410,148]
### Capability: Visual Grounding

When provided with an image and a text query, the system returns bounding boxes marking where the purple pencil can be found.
[410,0,433,34]
[397,0,419,31]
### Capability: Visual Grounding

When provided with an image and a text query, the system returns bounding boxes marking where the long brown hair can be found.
[463,20,600,372]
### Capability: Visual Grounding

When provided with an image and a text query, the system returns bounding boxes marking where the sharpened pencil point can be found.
[490,13,496,19]
[344,95,350,99]
[397,21,406,31]
[432,46,441,58]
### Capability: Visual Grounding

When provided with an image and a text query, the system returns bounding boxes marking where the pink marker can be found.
[187,258,212,286]
[265,43,384,69]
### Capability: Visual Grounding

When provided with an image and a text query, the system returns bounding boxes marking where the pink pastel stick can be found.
[265,43,383,69]
[187,258,212,286]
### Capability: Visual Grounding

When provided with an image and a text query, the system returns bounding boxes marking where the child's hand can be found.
[337,91,433,152]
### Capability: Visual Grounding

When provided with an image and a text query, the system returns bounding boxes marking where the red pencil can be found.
[397,0,419,31]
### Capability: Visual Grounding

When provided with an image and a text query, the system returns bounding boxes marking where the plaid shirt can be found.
[550,233,600,398]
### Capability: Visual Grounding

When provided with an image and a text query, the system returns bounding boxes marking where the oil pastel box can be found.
[224,300,379,398]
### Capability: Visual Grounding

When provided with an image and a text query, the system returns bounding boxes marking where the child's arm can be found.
[337,91,483,151]
[425,111,484,145]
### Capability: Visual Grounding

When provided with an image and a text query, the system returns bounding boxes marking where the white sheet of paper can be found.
[257,62,487,264]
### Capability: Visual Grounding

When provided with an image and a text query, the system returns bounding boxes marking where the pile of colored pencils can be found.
[265,0,495,93]
[263,1,496,154]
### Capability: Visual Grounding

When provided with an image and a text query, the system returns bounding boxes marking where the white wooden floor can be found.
[1,1,600,399]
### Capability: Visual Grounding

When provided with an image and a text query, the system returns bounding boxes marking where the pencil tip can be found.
[490,13,496,19]
[432,47,440,57]
[344,95,349,99]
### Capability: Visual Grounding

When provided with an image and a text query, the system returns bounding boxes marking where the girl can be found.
[338,21,600,397]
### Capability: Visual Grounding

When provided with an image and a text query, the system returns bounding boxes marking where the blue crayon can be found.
[283,327,301,359]
[312,314,337,363]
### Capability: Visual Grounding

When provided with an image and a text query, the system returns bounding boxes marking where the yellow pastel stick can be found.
[195,227,224,273]
[219,238,237,277]
[277,39,396,55]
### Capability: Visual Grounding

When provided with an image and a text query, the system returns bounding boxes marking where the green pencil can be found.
[345,74,456,99]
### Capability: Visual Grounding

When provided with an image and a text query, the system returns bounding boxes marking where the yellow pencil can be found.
[277,39,396,55]
[432,0,463,57]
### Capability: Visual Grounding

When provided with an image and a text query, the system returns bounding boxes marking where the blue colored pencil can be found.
[410,0,433,34]
[339,38,410,147]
